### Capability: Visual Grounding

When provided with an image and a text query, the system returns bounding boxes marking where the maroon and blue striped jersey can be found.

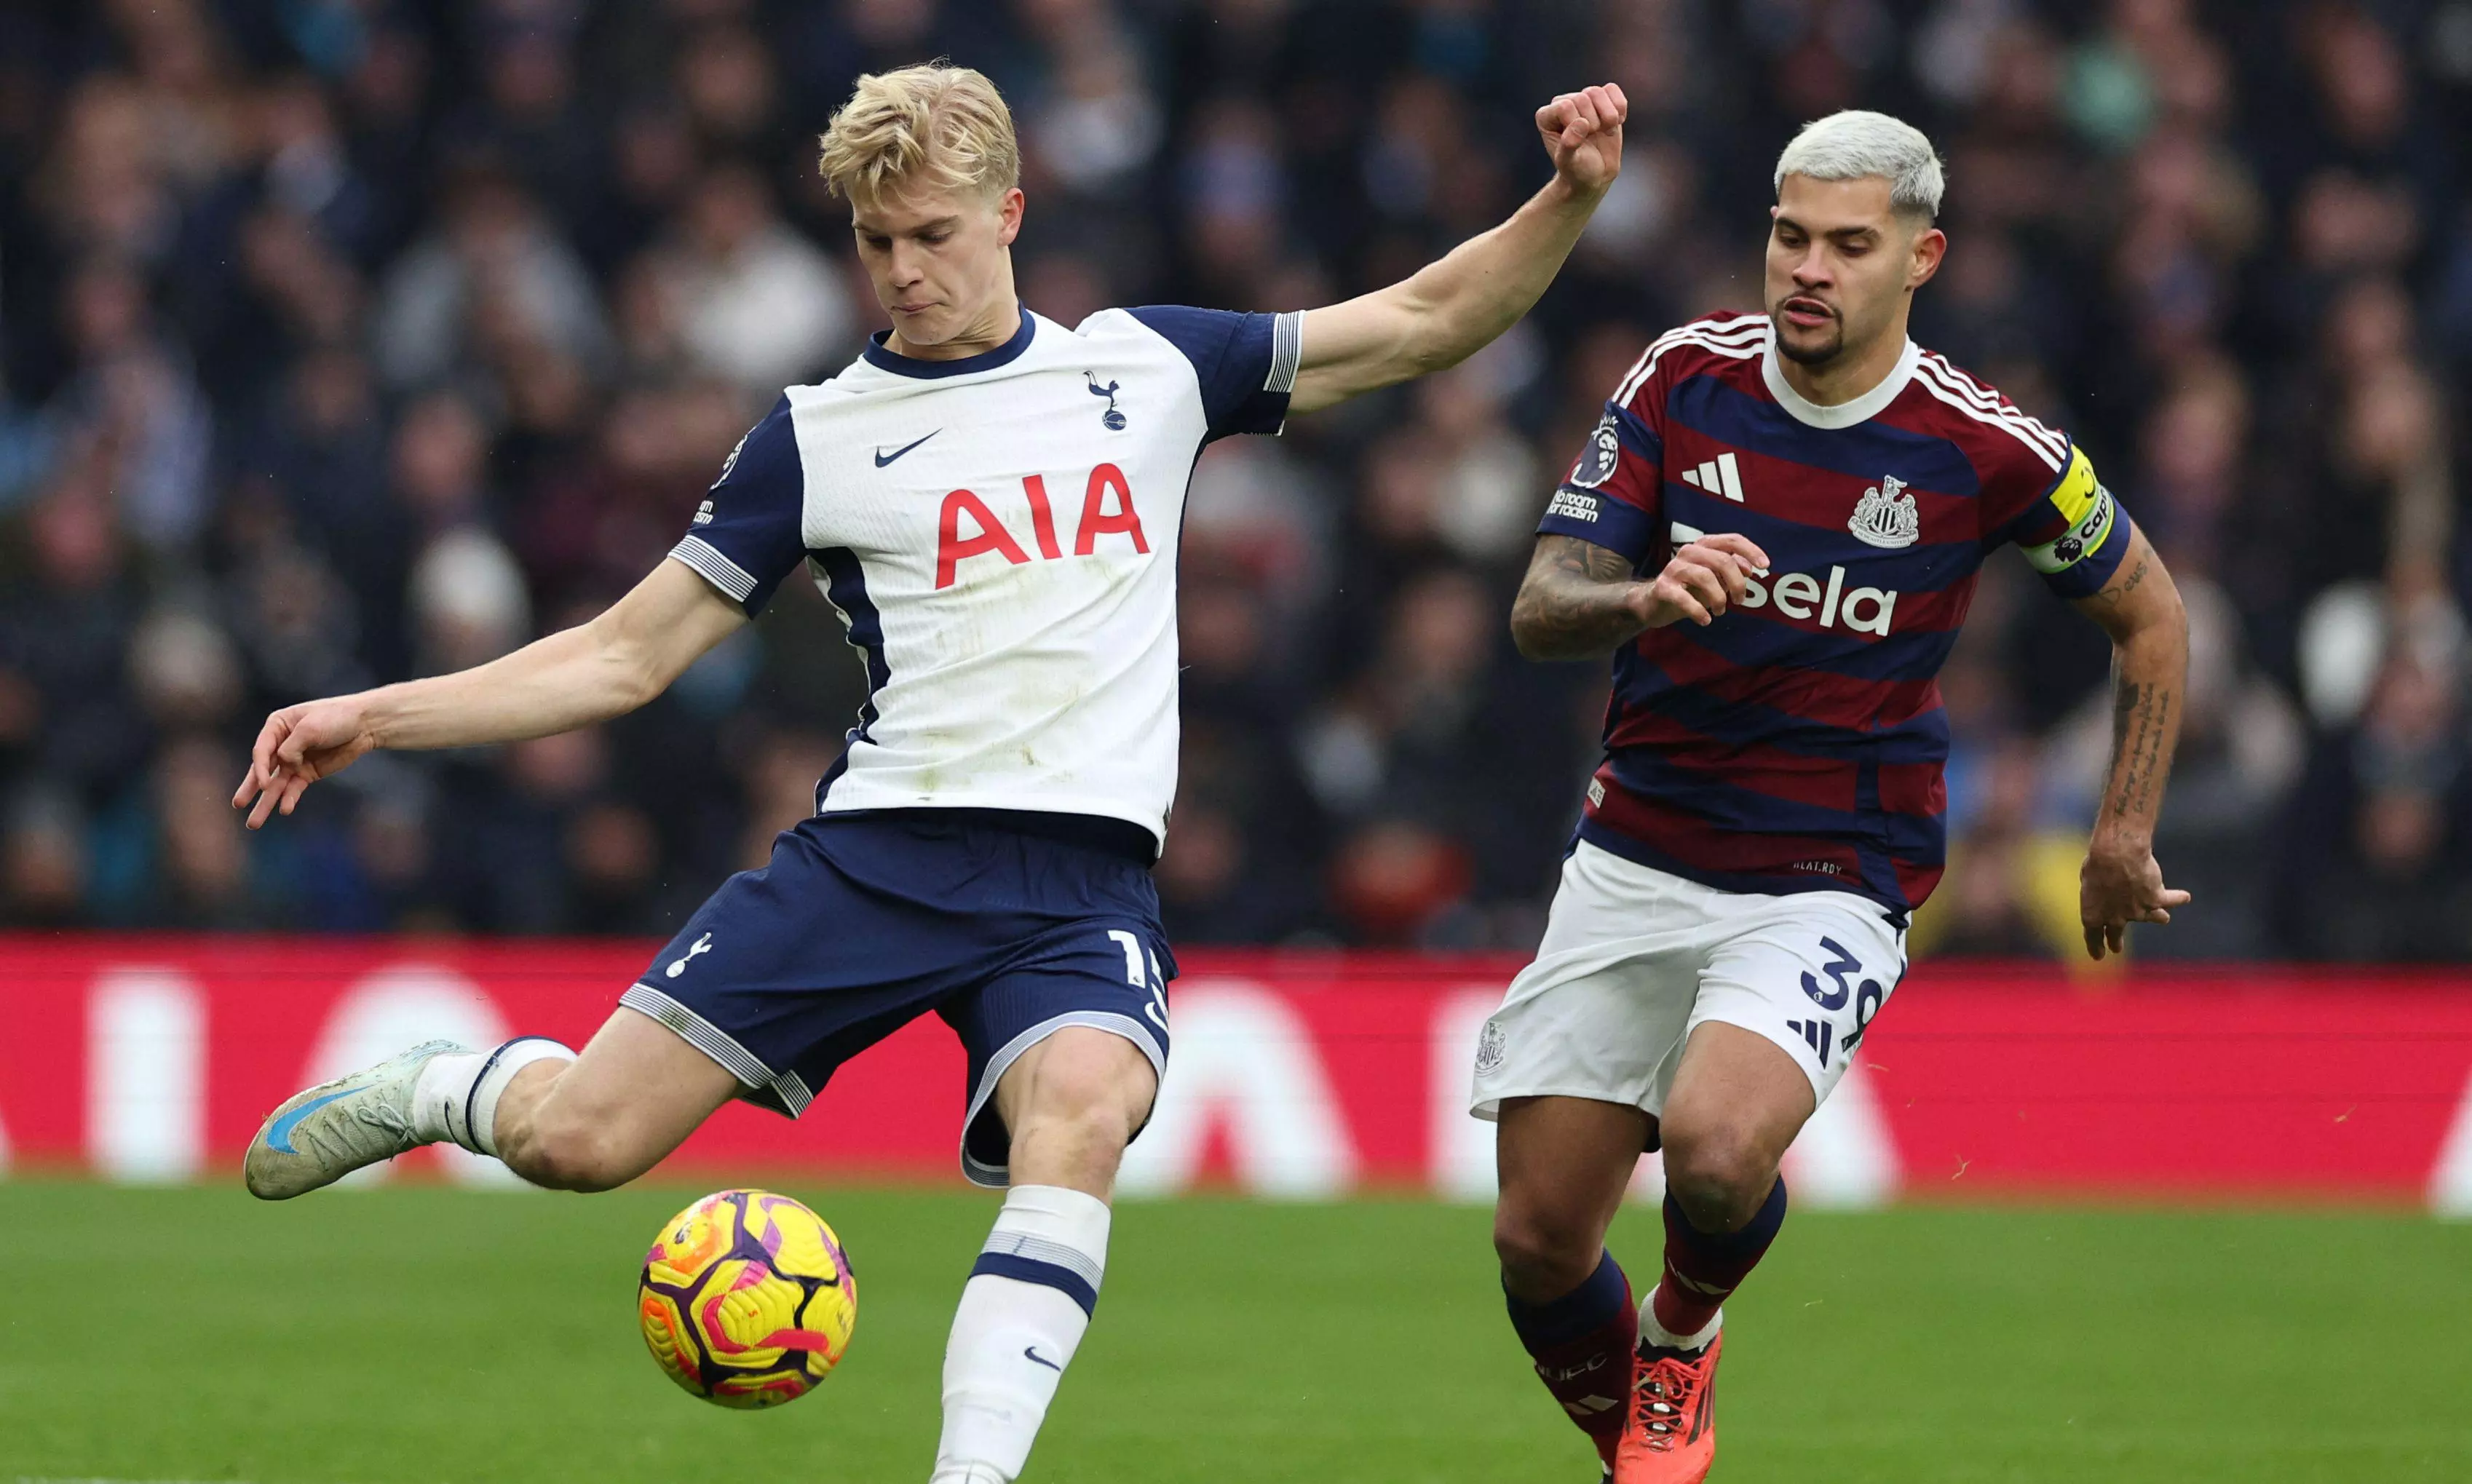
[1538,313,2133,913]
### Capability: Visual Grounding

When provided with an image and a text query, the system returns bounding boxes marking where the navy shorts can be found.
[618,809,1174,1187]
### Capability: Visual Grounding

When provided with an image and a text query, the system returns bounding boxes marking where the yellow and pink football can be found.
[638,1189,857,1408]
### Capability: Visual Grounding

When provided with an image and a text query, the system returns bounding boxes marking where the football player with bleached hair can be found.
[233,60,1632,1484]
[1477,109,2190,1483]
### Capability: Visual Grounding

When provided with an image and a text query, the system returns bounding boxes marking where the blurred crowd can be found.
[1,0,2469,960]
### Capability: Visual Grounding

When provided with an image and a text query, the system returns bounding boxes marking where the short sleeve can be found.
[1125,306,1301,441]
[668,395,808,617]
[1536,397,1665,566]
[1986,440,2134,601]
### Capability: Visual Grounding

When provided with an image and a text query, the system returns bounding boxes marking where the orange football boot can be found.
[1612,1330,1721,1483]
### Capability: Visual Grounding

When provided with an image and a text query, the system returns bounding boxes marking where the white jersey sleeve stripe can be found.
[1665,312,1768,340]
[1910,364,2064,466]
[670,533,760,603]
[1907,365,2066,470]
[1619,319,1763,401]
[1615,319,1769,405]
[1915,354,2045,430]
[1645,327,1765,374]
[1608,345,1655,406]
[1913,357,2068,461]
[1268,311,1303,393]
[1914,360,2069,464]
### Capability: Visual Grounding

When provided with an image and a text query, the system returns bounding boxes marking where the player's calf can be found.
[1617,1138,1778,1484]
[935,1183,1114,1484]
[487,1006,745,1190]
[1619,1160,1770,1484]
[1647,1023,1810,1341]
[494,1069,652,1191]
[1493,1096,1657,1473]
[1645,1175,1786,1345]
[1502,1247,1638,1471]
[933,1029,1155,1484]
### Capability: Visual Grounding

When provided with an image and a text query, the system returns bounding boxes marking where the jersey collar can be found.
[863,307,1037,378]
[1760,324,1921,429]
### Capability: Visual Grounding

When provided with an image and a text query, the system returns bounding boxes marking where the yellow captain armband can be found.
[2021,446,2118,574]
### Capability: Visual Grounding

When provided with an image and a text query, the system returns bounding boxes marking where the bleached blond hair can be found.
[1774,110,1945,221]
[817,63,1021,206]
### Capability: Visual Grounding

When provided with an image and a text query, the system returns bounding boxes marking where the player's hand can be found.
[1536,84,1628,198]
[1629,533,1770,630]
[2077,838,2190,961]
[231,697,381,829]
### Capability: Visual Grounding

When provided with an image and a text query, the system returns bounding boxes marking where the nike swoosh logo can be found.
[1023,1345,1063,1372]
[874,430,940,467]
[266,1087,370,1154]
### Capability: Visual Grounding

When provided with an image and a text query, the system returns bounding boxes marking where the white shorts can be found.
[1470,841,1907,1122]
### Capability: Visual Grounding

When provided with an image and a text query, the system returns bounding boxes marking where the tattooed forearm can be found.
[2092,617,2185,845]
[1510,535,1648,660]
[2102,673,2175,826]
[2070,527,2187,846]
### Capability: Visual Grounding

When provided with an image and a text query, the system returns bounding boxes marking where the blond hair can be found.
[1775,110,1944,221]
[817,63,1021,206]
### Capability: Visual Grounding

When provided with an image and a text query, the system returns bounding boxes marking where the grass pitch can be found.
[2,1182,2467,1483]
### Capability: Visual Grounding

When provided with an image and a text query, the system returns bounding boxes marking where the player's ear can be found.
[994,186,1026,247]
[1906,224,1946,291]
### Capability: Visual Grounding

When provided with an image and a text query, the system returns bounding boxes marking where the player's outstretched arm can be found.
[2067,523,2192,959]
[1510,532,1771,662]
[231,559,745,828]
[1286,85,1628,415]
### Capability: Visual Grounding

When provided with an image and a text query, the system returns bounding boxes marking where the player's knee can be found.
[1492,1202,1601,1298]
[1013,1084,1137,1162]
[1661,1124,1778,1233]
[1014,1039,1153,1143]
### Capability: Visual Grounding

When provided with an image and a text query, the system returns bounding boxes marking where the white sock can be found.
[930,1185,1112,1484]
[1639,1295,1722,1352]
[410,1038,575,1156]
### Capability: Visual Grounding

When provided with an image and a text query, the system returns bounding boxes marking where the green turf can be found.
[1,1182,2467,1483]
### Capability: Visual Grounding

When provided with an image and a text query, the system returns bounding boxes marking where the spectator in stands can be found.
[2273,601,2472,961]
[372,160,610,392]
[0,0,2460,959]
[660,162,853,397]
[1,786,88,927]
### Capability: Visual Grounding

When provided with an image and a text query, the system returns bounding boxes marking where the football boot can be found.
[1612,1329,1721,1484]
[244,1039,465,1199]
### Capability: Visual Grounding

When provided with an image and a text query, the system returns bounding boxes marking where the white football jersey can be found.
[667,306,1304,851]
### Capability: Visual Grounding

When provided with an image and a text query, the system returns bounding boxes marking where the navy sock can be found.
[1505,1248,1628,1346]
[1652,1175,1788,1339]
[1505,1251,1635,1460]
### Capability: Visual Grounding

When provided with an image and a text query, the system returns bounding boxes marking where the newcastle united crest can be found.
[1848,474,1921,549]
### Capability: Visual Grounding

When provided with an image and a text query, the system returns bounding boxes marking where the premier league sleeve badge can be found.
[1571,413,1622,488]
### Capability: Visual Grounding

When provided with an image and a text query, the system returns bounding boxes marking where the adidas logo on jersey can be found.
[1785,1017,1837,1068]
[1671,520,1899,636]
[1677,451,1745,502]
